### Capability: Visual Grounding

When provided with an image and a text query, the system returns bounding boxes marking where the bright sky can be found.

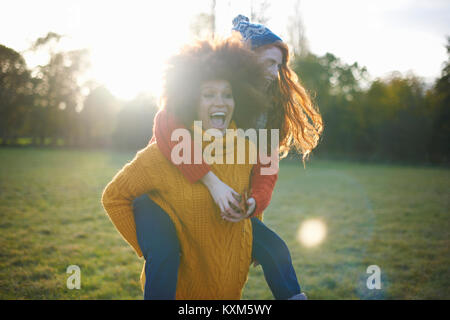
[1,0,449,100]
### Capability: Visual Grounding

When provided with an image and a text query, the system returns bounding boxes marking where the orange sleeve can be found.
[151,108,211,183]
[249,156,279,218]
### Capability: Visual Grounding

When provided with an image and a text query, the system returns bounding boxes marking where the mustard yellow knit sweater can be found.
[101,125,256,299]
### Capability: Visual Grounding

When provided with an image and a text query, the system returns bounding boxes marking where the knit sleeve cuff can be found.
[114,213,143,258]
[102,205,143,258]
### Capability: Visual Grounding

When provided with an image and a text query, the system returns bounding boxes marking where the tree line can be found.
[292,41,449,165]
[0,33,448,165]
[0,33,158,151]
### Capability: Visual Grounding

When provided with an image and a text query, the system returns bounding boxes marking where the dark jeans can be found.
[133,194,301,300]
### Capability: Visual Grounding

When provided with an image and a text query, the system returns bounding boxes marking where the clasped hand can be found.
[201,172,256,222]
[220,194,256,222]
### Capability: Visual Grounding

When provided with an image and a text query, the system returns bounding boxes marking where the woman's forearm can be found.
[249,161,279,218]
[154,108,212,183]
[200,171,221,189]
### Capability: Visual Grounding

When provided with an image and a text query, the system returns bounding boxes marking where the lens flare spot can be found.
[297,219,327,247]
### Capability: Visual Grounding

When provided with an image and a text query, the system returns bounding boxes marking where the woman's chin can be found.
[206,121,231,133]
[210,126,226,135]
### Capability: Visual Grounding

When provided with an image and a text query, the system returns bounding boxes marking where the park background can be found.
[0,0,449,299]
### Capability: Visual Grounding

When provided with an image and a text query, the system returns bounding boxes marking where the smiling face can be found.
[197,80,235,134]
[256,45,283,89]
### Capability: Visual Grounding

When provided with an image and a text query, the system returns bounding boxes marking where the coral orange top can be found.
[150,108,278,217]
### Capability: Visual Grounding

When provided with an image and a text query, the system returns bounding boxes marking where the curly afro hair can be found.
[161,35,270,130]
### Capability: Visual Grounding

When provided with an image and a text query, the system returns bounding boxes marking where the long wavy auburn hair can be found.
[255,41,324,164]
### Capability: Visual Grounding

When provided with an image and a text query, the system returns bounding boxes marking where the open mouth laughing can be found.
[209,111,228,129]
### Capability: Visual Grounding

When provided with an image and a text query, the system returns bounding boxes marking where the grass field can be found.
[0,147,448,299]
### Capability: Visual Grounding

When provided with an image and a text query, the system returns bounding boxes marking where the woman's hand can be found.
[220,196,256,223]
[246,197,256,217]
[201,171,242,219]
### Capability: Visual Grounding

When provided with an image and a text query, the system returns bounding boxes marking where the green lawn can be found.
[0,148,448,299]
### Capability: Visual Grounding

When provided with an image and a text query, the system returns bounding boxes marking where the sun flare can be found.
[297,219,327,248]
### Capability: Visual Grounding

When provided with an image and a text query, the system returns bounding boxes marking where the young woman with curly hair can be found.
[124,15,324,300]
[125,16,323,300]
[102,37,307,300]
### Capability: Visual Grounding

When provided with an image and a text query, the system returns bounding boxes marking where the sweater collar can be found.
[191,120,243,159]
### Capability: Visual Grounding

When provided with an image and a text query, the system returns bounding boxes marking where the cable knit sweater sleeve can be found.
[101,144,161,258]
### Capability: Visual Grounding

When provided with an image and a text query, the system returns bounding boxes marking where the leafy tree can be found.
[0,44,31,144]
[112,93,158,151]
[190,0,217,39]
[29,32,90,146]
[292,52,368,157]
[80,86,119,147]
[190,13,215,39]
[426,37,450,163]
[363,74,431,162]
[286,0,309,57]
[250,0,271,25]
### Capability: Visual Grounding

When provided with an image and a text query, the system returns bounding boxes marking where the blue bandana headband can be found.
[232,14,282,50]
